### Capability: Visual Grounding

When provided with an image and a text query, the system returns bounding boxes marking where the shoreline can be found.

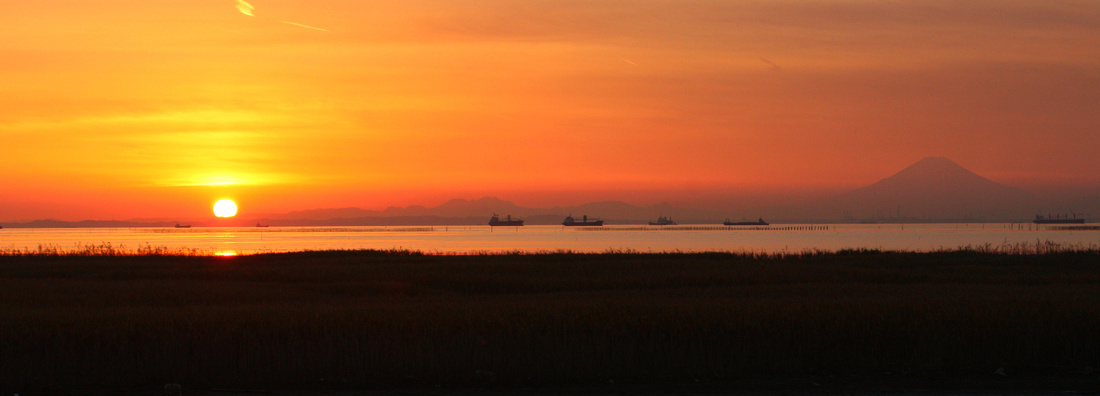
[2,240,1098,257]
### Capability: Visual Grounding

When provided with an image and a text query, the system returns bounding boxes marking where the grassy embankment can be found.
[2,245,1100,392]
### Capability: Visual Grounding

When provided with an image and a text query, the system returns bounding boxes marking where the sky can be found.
[1,0,1098,221]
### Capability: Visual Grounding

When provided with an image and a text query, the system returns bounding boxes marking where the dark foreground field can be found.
[3,249,1100,394]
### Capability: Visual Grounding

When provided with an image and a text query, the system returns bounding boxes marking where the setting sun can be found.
[213,199,238,218]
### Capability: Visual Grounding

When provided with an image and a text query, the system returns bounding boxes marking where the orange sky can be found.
[2,1,1098,221]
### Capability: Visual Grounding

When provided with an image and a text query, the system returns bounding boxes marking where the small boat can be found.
[256,223,270,228]
[489,213,524,226]
[648,216,676,226]
[174,223,191,228]
[1033,214,1085,224]
[563,215,603,226]
[724,218,768,226]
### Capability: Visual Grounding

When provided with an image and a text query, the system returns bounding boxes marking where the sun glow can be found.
[213,199,238,217]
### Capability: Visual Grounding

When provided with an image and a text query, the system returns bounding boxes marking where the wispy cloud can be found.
[236,0,254,16]
[235,0,328,32]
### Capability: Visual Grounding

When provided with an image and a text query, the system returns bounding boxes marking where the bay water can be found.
[1,223,1097,255]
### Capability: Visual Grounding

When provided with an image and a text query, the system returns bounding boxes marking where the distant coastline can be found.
[0,216,1086,228]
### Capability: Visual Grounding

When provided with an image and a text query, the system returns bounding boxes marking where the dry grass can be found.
[1,248,1099,392]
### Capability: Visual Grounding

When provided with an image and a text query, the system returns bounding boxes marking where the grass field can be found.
[2,248,1100,393]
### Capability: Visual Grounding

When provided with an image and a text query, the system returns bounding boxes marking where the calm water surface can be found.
[2,224,1097,255]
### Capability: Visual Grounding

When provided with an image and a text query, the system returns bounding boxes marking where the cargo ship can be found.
[174,223,191,228]
[724,218,768,226]
[648,216,676,226]
[1033,214,1085,224]
[489,213,524,226]
[563,215,603,226]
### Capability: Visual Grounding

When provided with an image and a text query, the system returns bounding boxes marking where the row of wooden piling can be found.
[1007,223,1100,231]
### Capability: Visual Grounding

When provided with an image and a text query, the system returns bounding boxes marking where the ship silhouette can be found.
[489,213,524,226]
[648,216,676,226]
[724,218,768,226]
[562,215,603,226]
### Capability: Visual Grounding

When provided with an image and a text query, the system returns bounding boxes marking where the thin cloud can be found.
[236,0,254,16]
[235,0,328,32]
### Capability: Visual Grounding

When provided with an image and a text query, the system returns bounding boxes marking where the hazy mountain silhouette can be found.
[431,197,527,218]
[270,207,380,220]
[545,201,723,224]
[252,197,722,225]
[776,157,1042,221]
[380,198,721,224]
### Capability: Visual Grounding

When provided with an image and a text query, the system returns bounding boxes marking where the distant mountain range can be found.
[2,157,1093,227]
[256,198,726,226]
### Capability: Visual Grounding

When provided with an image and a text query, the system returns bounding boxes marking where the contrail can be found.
[278,21,328,32]
[758,57,782,71]
[235,0,328,32]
